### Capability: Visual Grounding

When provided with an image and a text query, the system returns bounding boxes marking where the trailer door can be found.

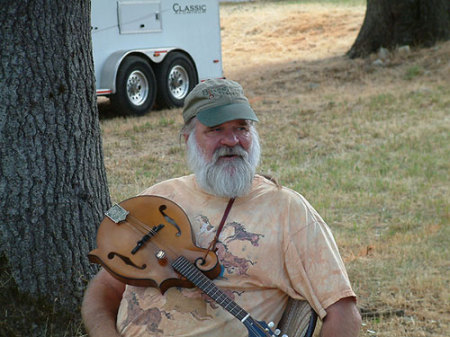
[118,1,162,34]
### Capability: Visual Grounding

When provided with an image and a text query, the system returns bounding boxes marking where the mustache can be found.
[213,146,248,161]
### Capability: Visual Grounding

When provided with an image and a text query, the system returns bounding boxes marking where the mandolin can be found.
[88,195,285,337]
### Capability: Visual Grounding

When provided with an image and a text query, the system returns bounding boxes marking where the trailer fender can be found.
[98,48,177,94]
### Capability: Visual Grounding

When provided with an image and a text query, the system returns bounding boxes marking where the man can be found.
[82,79,361,337]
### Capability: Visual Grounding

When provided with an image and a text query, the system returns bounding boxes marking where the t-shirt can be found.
[116,174,355,337]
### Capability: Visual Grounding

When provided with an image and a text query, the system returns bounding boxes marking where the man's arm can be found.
[320,297,361,337]
[81,269,126,337]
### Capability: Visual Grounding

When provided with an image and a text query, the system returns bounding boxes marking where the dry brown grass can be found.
[99,2,449,336]
[221,2,364,69]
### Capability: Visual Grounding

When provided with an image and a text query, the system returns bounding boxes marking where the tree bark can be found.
[0,0,110,334]
[348,0,450,58]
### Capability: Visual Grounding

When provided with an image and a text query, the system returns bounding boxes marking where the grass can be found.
[97,1,449,336]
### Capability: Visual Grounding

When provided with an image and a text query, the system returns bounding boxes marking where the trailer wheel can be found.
[111,56,157,116]
[156,52,198,108]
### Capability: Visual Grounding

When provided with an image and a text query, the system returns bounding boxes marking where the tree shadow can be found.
[97,97,166,121]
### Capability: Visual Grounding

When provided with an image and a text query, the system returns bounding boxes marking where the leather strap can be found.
[203,197,235,260]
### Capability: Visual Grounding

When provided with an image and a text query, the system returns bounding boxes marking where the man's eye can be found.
[207,128,222,133]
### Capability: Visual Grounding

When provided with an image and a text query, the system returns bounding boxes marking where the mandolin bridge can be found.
[131,224,165,255]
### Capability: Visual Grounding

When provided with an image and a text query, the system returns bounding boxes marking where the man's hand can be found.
[81,269,126,337]
[320,297,361,337]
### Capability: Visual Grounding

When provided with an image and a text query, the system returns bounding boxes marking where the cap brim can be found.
[196,103,259,127]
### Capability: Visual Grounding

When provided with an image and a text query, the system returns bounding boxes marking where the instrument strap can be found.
[203,197,236,260]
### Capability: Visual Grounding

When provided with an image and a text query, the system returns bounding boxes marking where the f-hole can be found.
[159,205,182,236]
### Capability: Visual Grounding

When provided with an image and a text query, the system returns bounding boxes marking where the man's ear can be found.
[183,133,189,143]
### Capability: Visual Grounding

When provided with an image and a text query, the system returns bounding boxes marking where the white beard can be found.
[186,128,261,198]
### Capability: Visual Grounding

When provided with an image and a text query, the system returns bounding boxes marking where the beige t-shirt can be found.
[116,174,355,337]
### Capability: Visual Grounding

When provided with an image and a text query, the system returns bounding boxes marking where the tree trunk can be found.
[348,0,450,58]
[0,1,110,335]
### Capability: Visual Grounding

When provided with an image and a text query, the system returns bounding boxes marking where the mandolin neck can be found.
[171,256,248,321]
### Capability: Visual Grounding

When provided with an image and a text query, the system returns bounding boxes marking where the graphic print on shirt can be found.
[164,287,213,320]
[122,291,171,334]
[224,221,264,247]
[215,242,255,276]
[196,214,215,237]
[195,215,264,278]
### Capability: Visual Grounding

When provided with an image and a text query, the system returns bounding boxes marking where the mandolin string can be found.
[123,214,186,261]
[124,214,159,236]
[125,216,178,259]
[121,221,148,238]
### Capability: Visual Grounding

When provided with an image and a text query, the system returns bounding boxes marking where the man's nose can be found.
[220,130,239,147]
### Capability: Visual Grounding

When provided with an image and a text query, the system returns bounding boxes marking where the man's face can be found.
[185,118,260,198]
[193,119,253,163]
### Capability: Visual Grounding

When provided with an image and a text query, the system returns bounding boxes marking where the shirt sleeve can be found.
[282,191,356,319]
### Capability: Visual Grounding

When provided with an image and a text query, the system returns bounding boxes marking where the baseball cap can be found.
[182,79,258,127]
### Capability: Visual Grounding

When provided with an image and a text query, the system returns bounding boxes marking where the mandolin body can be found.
[88,195,221,293]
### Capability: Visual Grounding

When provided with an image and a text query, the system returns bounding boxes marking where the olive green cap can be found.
[183,79,258,127]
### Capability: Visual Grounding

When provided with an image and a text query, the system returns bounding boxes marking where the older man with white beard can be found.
[184,118,260,198]
[82,79,361,337]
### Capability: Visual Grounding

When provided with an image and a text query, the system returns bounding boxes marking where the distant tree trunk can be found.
[0,1,110,335]
[347,0,450,58]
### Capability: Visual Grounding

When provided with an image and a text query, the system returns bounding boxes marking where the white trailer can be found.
[91,0,223,115]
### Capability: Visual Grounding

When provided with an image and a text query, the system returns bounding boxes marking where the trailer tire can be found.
[156,52,198,108]
[111,56,157,116]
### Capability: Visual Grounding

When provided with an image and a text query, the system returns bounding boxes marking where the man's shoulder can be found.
[139,175,196,196]
[254,174,320,211]
[253,174,308,204]
[254,174,300,196]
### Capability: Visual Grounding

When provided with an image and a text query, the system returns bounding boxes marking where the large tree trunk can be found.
[348,0,450,58]
[0,1,110,335]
